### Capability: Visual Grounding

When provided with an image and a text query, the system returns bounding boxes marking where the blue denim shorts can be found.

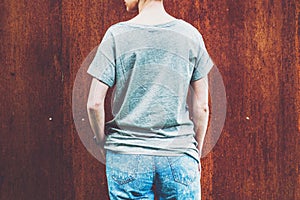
[105,150,201,200]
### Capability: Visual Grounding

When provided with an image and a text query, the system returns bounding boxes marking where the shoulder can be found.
[99,22,129,43]
[164,19,202,42]
[173,19,203,41]
[105,22,132,35]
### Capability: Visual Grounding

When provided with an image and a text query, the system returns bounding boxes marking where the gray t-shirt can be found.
[87,19,214,163]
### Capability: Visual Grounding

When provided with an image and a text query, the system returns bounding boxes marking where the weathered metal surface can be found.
[1,0,299,199]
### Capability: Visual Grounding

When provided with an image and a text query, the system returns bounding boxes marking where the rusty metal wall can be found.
[1,0,299,199]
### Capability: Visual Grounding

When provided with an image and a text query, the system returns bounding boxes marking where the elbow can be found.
[192,104,209,116]
[200,105,209,113]
[87,101,104,111]
[194,103,209,112]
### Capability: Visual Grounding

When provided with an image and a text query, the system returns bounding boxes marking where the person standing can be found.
[87,0,214,199]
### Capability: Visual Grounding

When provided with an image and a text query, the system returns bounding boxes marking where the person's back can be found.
[86,0,213,199]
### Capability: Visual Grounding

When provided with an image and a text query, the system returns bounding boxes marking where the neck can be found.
[138,1,165,14]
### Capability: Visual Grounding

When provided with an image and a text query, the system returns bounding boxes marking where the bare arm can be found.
[190,75,209,157]
[87,78,109,159]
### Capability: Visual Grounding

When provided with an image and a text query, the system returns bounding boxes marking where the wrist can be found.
[93,135,104,146]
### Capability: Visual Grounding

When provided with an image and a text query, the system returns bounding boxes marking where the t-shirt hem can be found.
[104,147,200,163]
[87,70,114,87]
[190,61,214,82]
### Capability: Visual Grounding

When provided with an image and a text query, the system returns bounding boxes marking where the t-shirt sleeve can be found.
[87,28,116,87]
[190,34,214,82]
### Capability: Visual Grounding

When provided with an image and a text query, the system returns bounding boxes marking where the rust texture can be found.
[1,0,299,199]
